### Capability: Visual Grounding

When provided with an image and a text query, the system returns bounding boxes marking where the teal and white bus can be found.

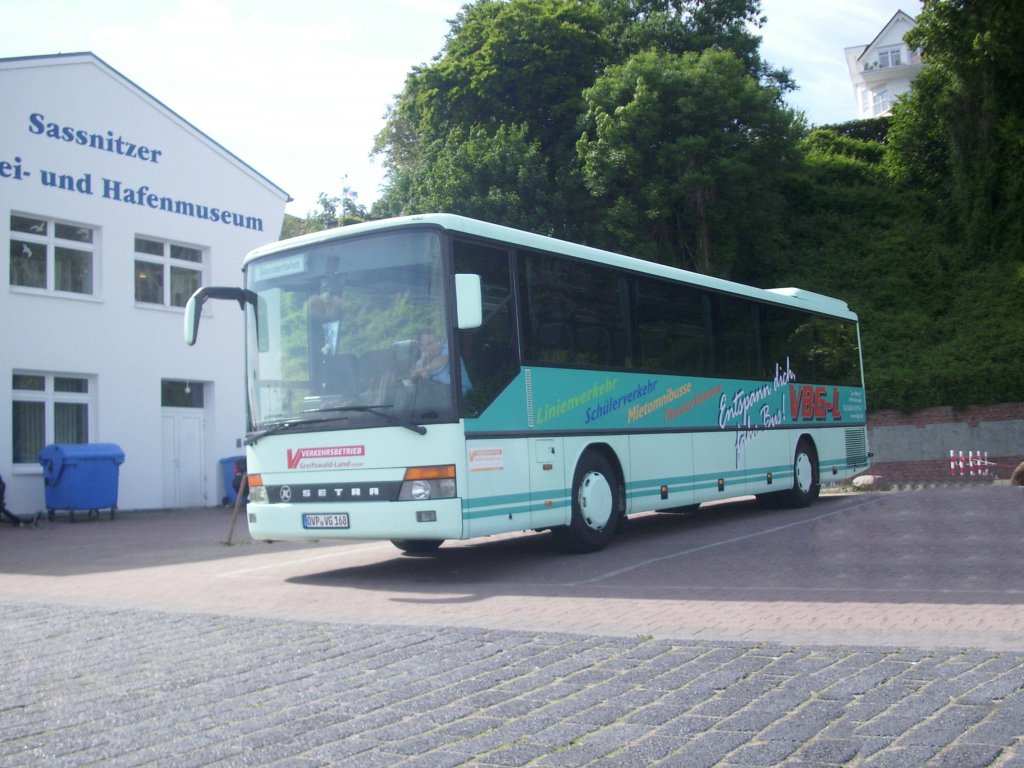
[186,214,868,554]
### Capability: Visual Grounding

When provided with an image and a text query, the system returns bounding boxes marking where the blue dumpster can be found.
[219,455,247,506]
[38,443,125,521]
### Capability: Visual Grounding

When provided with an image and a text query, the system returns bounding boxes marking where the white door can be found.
[161,409,206,507]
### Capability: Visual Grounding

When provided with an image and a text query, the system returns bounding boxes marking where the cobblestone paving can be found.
[2,601,1022,767]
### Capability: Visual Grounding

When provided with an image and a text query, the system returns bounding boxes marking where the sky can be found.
[1,0,922,218]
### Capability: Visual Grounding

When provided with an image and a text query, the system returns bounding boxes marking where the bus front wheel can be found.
[391,539,444,554]
[552,450,623,554]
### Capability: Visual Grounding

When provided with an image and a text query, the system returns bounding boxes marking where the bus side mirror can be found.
[184,290,203,345]
[183,286,254,345]
[455,273,483,330]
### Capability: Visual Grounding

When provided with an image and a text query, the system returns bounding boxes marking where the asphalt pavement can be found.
[2,486,1022,767]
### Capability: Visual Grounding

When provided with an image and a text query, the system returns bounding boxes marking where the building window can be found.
[161,380,204,408]
[872,90,891,116]
[9,214,96,295]
[135,236,204,308]
[877,47,902,69]
[12,373,92,464]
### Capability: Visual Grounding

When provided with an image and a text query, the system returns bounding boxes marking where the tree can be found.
[373,0,610,226]
[887,0,1024,262]
[778,127,956,412]
[374,123,560,231]
[593,0,793,94]
[372,0,794,254]
[287,193,370,237]
[576,48,801,275]
[867,0,1024,409]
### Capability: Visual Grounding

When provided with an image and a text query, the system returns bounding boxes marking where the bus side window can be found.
[576,325,611,365]
[453,239,518,418]
[715,295,760,380]
[519,250,629,368]
[634,277,711,377]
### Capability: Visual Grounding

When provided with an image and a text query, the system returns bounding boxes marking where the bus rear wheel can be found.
[786,438,820,508]
[552,450,623,554]
[757,438,820,509]
[391,539,444,554]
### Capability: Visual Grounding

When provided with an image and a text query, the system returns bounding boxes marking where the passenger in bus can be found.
[308,288,343,355]
[410,329,471,393]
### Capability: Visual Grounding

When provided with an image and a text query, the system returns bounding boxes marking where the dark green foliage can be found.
[372,0,788,250]
[887,0,1024,265]
[374,124,561,232]
[780,126,1024,412]
[577,47,801,276]
[372,0,612,227]
[821,117,889,143]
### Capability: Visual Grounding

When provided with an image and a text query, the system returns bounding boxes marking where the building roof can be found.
[857,10,917,63]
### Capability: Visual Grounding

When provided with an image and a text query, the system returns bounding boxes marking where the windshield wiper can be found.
[302,404,427,435]
[244,415,354,445]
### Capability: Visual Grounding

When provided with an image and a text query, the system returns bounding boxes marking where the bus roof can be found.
[246,213,858,321]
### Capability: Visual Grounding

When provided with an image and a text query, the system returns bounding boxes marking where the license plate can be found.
[302,513,350,529]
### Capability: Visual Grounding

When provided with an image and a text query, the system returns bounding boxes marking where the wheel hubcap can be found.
[795,452,813,493]
[579,471,613,531]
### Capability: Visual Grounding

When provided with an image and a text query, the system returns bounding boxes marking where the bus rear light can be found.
[400,465,456,501]
[248,474,268,504]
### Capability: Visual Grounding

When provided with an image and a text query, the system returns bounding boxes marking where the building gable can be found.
[1,52,290,204]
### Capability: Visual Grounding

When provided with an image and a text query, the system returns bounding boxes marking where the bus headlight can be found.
[399,465,456,500]
[409,480,432,500]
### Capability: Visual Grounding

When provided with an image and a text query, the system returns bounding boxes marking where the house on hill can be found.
[845,10,925,119]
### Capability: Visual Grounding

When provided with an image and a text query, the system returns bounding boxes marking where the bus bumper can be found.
[245,497,465,542]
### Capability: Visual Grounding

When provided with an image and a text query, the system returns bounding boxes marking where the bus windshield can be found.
[244,229,456,433]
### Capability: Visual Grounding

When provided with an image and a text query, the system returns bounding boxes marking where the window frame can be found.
[11,372,95,468]
[872,89,891,115]
[134,235,206,309]
[9,213,98,297]
[877,47,902,69]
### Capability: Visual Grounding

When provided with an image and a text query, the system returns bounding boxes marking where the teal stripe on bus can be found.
[461,489,571,520]
[625,461,795,501]
[461,456,832,522]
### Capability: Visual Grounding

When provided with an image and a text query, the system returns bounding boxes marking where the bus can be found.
[185,214,868,554]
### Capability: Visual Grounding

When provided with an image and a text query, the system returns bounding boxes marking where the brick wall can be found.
[862,402,1024,485]
[869,403,1024,428]
[865,456,1021,486]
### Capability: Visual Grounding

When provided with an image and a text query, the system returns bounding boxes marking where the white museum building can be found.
[845,10,925,119]
[1,53,289,516]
